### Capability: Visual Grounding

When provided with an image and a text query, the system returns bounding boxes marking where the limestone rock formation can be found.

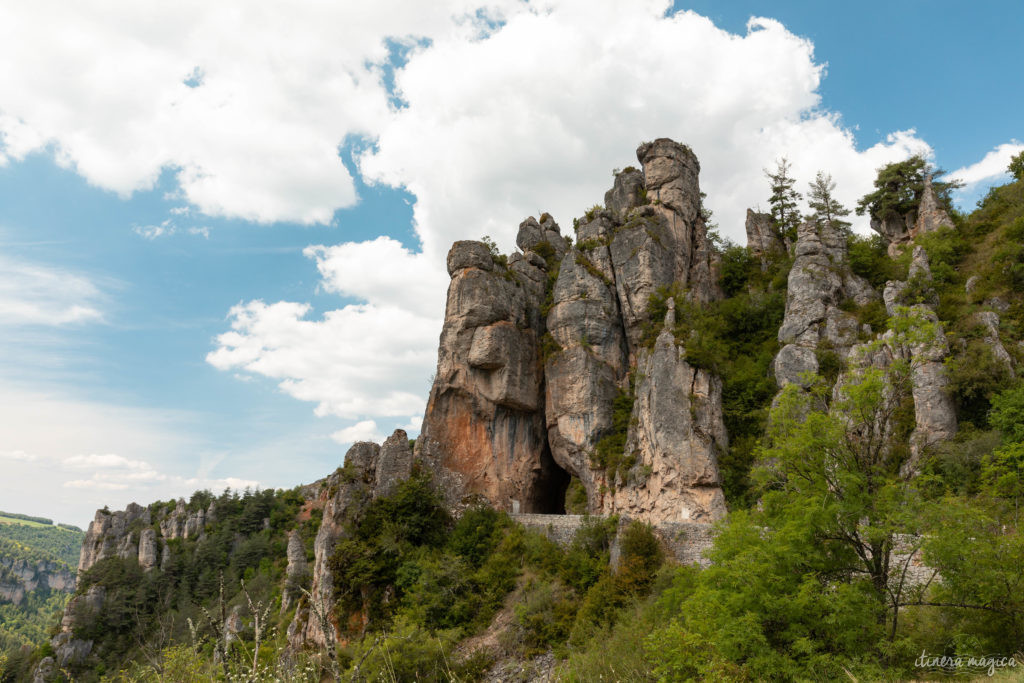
[416,219,567,514]
[610,302,728,522]
[0,556,74,605]
[972,311,1015,376]
[773,219,877,388]
[869,247,957,471]
[78,503,150,574]
[137,529,157,571]
[158,499,209,541]
[419,138,728,523]
[290,432,414,647]
[915,174,956,236]
[871,175,956,256]
[745,209,785,259]
[281,529,308,613]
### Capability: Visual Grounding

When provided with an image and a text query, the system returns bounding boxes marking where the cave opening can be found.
[520,445,572,514]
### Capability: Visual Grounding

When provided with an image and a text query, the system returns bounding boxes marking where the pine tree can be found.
[807,171,852,233]
[765,158,802,244]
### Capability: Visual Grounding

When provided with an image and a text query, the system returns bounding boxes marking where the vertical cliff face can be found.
[880,246,958,469]
[745,208,785,261]
[289,431,414,647]
[418,138,728,523]
[773,218,877,388]
[415,222,569,514]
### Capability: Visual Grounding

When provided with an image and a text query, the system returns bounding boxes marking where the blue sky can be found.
[0,1,1020,526]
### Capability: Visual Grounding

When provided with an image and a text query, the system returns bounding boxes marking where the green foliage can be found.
[990,383,1024,444]
[1009,150,1024,181]
[807,170,852,233]
[856,155,958,221]
[0,512,53,527]
[765,157,802,244]
[718,241,755,297]
[479,234,508,268]
[847,232,907,289]
[589,381,637,485]
[0,524,82,569]
[946,340,1014,427]
[563,476,588,515]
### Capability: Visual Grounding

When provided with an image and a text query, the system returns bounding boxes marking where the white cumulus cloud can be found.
[0,0,519,224]
[949,141,1024,189]
[331,420,384,446]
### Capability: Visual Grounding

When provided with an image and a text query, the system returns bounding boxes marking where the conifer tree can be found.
[765,158,802,244]
[807,171,852,233]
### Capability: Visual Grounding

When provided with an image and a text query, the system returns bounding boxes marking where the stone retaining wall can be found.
[511,513,716,567]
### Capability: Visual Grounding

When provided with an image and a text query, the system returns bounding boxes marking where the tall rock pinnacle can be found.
[417,138,728,523]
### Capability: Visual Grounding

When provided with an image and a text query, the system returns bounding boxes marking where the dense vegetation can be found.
[0,519,83,674]
[0,522,84,569]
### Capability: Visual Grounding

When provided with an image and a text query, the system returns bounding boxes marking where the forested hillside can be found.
[0,518,83,669]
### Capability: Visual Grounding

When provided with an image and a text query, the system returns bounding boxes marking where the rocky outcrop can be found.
[871,175,955,256]
[137,529,157,571]
[158,499,210,540]
[915,174,956,236]
[290,432,414,648]
[868,247,957,471]
[281,529,308,614]
[78,503,150,574]
[419,138,727,523]
[773,219,877,388]
[972,311,1015,376]
[745,209,785,259]
[609,302,728,522]
[0,556,74,604]
[416,221,568,514]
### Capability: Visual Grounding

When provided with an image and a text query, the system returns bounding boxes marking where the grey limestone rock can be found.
[137,528,157,571]
[745,208,785,258]
[915,174,956,236]
[610,313,728,523]
[773,219,875,387]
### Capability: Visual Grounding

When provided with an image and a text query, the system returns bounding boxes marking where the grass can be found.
[0,515,51,528]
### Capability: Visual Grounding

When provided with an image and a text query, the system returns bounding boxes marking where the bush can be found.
[990,383,1024,444]
[946,341,1014,427]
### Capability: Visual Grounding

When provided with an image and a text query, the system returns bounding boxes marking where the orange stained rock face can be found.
[434,399,498,494]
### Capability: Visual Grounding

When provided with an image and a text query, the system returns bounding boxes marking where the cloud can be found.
[63,453,152,470]
[359,6,931,257]
[0,449,36,462]
[0,0,520,224]
[133,219,211,240]
[331,420,384,445]
[0,255,105,326]
[207,298,437,419]
[949,141,1024,188]
[0,382,261,525]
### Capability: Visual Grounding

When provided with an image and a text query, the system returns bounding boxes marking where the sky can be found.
[0,0,1021,527]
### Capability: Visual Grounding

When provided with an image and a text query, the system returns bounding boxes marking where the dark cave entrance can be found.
[520,445,572,514]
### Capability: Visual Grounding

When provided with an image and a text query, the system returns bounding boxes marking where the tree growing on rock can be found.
[765,157,802,245]
[856,155,958,220]
[807,171,852,233]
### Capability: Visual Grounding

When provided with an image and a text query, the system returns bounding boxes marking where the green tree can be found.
[765,157,802,244]
[856,155,959,221]
[1009,150,1024,181]
[807,171,852,233]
